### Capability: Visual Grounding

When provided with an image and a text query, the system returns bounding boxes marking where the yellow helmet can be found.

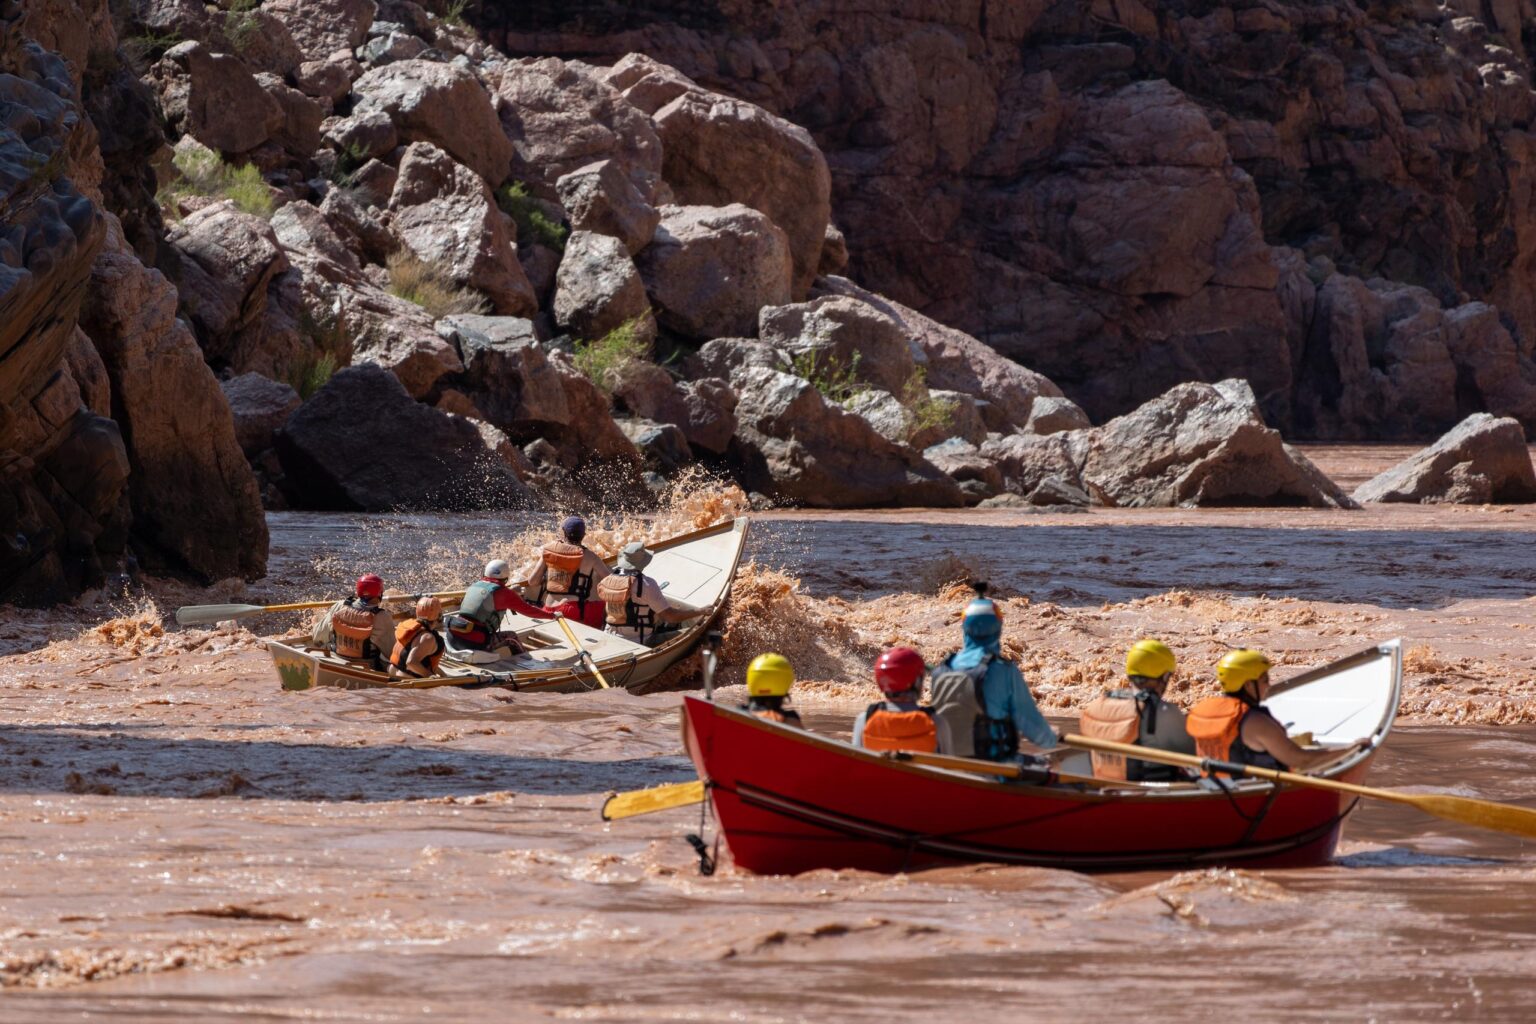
[746,653,794,697]
[1125,638,1175,680]
[1217,649,1272,693]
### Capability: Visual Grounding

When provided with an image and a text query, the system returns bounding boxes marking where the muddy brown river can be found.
[0,448,1533,1020]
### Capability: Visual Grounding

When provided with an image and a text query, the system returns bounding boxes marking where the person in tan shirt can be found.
[518,515,610,627]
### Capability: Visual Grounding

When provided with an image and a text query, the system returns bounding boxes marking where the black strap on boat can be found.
[1201,757,1250,778]
[685,792,718,876]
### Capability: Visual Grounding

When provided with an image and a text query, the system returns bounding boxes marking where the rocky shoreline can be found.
[3,0,1536,605]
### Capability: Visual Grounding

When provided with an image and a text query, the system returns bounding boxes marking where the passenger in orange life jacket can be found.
[390,597,445,679]
[1078,639,1195,782]
[741,653,802,727]
[1187,649,1371,772]
[597,542,705,647]
[518,515,610,629]
[313,573,396,670]
[852,647,938,753]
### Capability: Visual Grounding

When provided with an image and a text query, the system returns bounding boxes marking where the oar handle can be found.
[553,614,611,689]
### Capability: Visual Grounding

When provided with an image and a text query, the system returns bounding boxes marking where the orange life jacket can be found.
[743,700,802,728]
[597,572,654,638]
[331,600,378,660]
[390,618,443,677]
[1186,695,1248,762]
[540,541,591,599]
[861,703,938,753]
[1078,693,1141,780]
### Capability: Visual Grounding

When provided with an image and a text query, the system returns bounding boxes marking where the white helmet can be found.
[484,559,511,581]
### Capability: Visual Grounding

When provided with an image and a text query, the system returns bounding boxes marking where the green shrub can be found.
[163,148,273,218]
[495,181,568,252]
[329,143,371,188]
[288,308,349,399]
[790,348,866,406]
[287,352,338,401]
[386,251,490,318]
[442,0,473,27]
[573,318,650,396]
[899,365,957,441]
[224,0,261,53]
[120,29,182,73]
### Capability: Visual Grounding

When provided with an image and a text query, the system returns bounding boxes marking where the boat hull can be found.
[683,697,1374,875]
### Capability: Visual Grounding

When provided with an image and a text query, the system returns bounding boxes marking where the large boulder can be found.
[653,88,831,295]
[352,59,513,185]
[166,202,289,360]
[487,57,663,199]
[321,108,398,163]
[152,41,284,155]
[637,204,793,340]
[270,201,460,397]
[816,276,1080,434]
[1064,380,1354,508]
[265,0,377,63]
[277,364,529,510]
[552,230,653,341]
[388,142,535,316]
[731,365,965,508]
[222,372,301,457]
[555,159,659,255]
[759,295,920,395]
[437,314,570,429]
[1353,414,1536,504]
[80,219,269,580]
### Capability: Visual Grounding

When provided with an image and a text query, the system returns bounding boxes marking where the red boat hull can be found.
[682,697,1373,875]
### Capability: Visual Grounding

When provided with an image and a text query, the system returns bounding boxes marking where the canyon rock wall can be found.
[485,0,1536,438]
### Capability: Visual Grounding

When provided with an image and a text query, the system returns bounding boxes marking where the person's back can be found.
[522,515,610,627]
[741,653,802,728]
[599,543,704,647]
[1079,639,1194,782]
[928,590,1057,762]
[390,597,446,679]
[853,647,937,753]
[448,559,554,651]
[1188,649,1370,773]
[315,574,394,669]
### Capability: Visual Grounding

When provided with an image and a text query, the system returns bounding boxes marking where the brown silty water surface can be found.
[1,451,1534,1020]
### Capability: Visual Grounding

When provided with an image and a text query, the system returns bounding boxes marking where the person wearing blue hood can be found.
[929,585,1059,762]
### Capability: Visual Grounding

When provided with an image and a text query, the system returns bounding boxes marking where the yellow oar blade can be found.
[1408,793,1536,840]
[601,780,706,821]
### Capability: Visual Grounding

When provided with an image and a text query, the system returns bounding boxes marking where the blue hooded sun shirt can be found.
[943,598,1057,750]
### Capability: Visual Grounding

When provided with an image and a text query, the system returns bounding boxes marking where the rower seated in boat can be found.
[313,573,395,671]
[853,647,938,753]
[929,587,1059,763]
[1187,649,1370,772]
[519,515,610,629]
[1078,639,1195,782]
[742,653,803,727]
[597,543,704,648]
[389,597,445,679]
[445,559,556,654]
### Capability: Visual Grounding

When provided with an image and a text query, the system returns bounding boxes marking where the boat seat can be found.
[442,631,512,664]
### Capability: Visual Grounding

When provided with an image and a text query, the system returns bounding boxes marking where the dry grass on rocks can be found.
[385,252,489,318]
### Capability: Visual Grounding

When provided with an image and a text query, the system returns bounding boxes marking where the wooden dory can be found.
[268,517,749,693]
[682,639,1403,874]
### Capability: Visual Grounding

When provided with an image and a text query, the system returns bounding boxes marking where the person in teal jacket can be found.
[931,590,1058,760]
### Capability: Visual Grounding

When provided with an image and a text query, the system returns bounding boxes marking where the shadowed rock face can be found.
[485,0,1536,439]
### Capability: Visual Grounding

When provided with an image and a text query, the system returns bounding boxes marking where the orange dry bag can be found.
[1078,693,1141,780]
[1186,696,1247,762]
[861,704,938,753]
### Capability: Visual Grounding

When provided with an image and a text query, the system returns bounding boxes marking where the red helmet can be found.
[355,573,384,599]
[875,647,926,697]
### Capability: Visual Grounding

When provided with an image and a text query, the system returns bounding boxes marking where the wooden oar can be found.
[602,779,705,820]
[175,590,467,626]
[554,614,612,689]
[885,750,1113,788]
[1063,733,1536,840]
